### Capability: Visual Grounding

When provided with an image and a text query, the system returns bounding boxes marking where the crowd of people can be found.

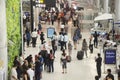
[10,0,120,80]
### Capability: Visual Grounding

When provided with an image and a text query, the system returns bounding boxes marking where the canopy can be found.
[94,13,113,21]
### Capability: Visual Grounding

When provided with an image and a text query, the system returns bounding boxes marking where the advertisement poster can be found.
[105,49,116,64]
[47,27,55,38]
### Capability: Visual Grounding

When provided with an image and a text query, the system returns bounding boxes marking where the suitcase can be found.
[66,56,71,62]
[77,50,84,60]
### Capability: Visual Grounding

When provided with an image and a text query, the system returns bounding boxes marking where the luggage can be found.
[77,50,84,60]
[66,56,71,62]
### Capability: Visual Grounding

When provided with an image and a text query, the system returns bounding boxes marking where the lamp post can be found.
[30,0,34,32]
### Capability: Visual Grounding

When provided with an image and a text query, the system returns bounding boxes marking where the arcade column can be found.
[104,0,109,13]
[0,0,8,80]
[115,0,120,21]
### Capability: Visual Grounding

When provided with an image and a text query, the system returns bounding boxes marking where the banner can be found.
[105,49,116,64]
[47,27,55,38]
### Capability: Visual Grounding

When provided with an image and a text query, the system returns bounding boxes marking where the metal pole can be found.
[112,20,114,41]
[20,0,24,55]
[30,0,34,32]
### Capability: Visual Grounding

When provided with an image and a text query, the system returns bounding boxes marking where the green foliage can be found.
[6,0,21,75]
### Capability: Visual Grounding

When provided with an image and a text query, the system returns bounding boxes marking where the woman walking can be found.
[82,39,88,58]
[60,50,67,74]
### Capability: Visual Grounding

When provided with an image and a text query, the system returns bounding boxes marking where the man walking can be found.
[95,53,102,78]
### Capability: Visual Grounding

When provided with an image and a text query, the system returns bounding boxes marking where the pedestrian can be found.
[40,32,45,44]
[93,31,99,48]
[27,65,34,80]
[39,47,48,71]
[26,19,31,31]
[48,50,55,72]
[95,75,99,80]
[60,50,67,74]
[117,65,120,80]
[51,31,57,54]
[60,32,64,50]
[89,35,94,53]
[38,53,44,79]
[73,33,78,50]
[38,22,42,34]
[22,60,29,74]
[35,57,41,80]
[75,26,82,44]
[57,14,61,26]
[26,30,31,47]
[68,40,73,56]
[51,13,55,25]
[104,69,114,80]
[23,33,26,51]
[11,64,18,80]
[72,13,77,27]
[82,39,88,58]
[31,28,38,47]
[95,53,102,78]
[63,33,68,49]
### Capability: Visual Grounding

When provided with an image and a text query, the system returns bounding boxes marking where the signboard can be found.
[40,0,44,3]
[47,27,55,38]
[105,49,116,64]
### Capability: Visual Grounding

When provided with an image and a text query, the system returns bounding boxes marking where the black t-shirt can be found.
[117,69,120,77]
[106,73,114,80]
[95,57,102,66]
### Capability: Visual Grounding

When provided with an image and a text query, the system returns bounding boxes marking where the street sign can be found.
[47,27,55,38]
[105,49,116,64]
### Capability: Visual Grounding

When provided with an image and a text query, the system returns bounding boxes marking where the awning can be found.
[94,13,113,21]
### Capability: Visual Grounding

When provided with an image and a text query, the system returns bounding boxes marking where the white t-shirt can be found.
[60,35,64,41]
[11,67,17,80]
[64,35,68,42]
[61,24,65,29]
[31,31,37,38]
[27,68,34,80]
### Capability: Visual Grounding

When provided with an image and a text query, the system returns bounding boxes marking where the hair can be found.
[95,31,97,34]
[34,28,36,31]
[13,64,17,67]
[107,69,111,73]
[83,39,86,42]
[95,75,99,80]
[15,56,18,60]
[119,65,120,68]
[50,49,53,53]
[54,31,56,35]
[98,53,100,57]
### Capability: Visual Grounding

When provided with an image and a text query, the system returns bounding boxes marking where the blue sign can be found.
[105,49,116,64]
[47,27,55,38]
